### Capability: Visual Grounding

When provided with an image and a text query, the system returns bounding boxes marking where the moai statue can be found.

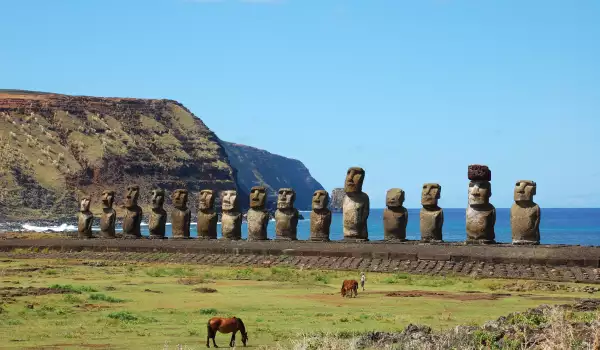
[343,167,369,241]
[383,188,408,241]
[77,196,93,239]
[197,189,218,239]
[466,165,495,244]
[247,186,269,241]
[310,190,331,241]
[122,185,143,239]
[420,183,444,242]
[221,190,242,240]
[171,189,191,239]
[99,190,116,238]
[275,188,299,240]
[511,180,541,245]
[148,188,167,239]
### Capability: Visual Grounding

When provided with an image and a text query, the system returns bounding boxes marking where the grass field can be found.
[0,258,598,349]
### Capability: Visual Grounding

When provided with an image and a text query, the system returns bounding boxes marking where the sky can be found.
[1,0,599,208]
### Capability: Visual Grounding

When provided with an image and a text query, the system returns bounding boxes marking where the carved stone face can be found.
[124,185,140,208]
[344,167,365,193]
[277,188,296,209]
[172,189,188,210]
[250,186,267,209]
[386,188,405,208]
[468,181,491,206]
[199,189,215,210]
[514,180,536,202]
[151,189,165,209]
[312,190,329,210]
[421,183,441,206]
[80,197,91,212]
[101,190,114,209]
[222,190,238,211]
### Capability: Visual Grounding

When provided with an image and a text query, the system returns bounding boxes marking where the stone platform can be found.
[1,238,599,283]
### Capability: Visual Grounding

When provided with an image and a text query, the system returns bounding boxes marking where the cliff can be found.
[222,141,325,210]
[0,90,324,220]
[0,90,237,220]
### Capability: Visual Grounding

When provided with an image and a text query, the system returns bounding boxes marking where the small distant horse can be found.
[341,279,358,298]
[206,316,248,348]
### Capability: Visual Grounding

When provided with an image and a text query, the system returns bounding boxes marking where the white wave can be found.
[22,223,77,233]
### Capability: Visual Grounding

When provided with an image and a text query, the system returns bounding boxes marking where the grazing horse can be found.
[341,279,358,298]
[206,316,248,348]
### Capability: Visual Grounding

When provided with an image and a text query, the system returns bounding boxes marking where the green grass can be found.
[0,258,598,349]
[49,284,98,293]
[108,311,138,322]
[88,293,126,303]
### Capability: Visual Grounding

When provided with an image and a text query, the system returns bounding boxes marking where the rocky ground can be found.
[281,299,600,350]
[359,299,600,349]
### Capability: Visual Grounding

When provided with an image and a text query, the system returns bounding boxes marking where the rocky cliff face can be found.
[0,90,325,220]
[222,142,325,210]
[0,90,239,220]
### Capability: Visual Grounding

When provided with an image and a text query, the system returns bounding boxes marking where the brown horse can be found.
[206,316,248,348]
[341,279,358,298]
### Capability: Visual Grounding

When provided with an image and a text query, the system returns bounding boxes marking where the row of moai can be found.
[77,184,313,240]
[77,164,540,244]
[348,164,540,244]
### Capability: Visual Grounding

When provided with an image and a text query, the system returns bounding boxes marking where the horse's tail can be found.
[207,319,213,338]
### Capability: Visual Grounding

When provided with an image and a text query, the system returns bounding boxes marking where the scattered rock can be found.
[193,287,217,293]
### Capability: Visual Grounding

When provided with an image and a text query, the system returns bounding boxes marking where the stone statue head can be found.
[172,189,188,210]
[79,196,91,212]
[386,188,405,208]
[312,190,329,210]
[421,183,441,207]
[101,190,115,209]
[124,185,140,208]
[514,180,536,202]
[468,181,492,207]
[277,188,296,209]
[199,189,215,210]
[222,190,238,211]
[151,188,165,209]
[249,186,267,209]
[344,167,365,193]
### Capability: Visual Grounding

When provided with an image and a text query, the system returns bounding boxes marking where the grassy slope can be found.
[0,259,598,349]
[0,92,236,219]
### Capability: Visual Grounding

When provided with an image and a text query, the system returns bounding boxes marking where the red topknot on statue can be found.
[468,164,491,181]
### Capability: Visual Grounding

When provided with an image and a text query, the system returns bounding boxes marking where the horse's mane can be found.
[236,317,247,334]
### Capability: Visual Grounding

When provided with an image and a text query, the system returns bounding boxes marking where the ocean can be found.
[14,208,600,246]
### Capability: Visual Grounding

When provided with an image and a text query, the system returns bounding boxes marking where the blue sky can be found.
[1,0,599,208]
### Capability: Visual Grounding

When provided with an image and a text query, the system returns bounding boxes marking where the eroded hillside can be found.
[0,91,236,219]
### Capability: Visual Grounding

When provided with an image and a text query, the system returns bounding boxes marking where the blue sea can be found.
[18,208,600,246]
